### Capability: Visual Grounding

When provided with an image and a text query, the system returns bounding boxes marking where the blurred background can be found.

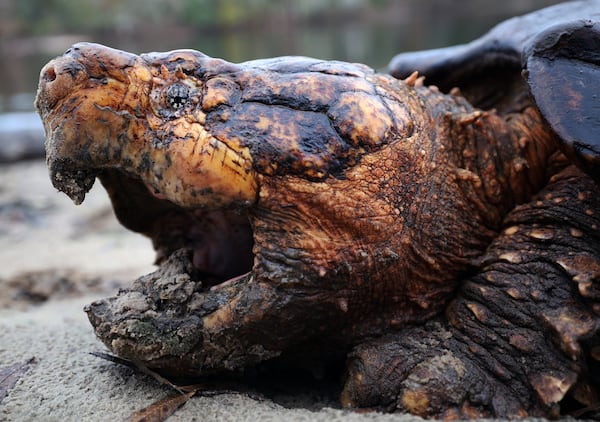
[0,0,564,115]
[0,0,566,160]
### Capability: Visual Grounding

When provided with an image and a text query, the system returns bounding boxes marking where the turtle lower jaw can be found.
[83,175,261,367]
[83,247,257,369]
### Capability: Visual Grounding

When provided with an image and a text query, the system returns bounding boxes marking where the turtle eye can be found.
[166,84,189,110]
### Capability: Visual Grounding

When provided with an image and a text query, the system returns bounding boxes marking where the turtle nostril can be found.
[43,66,57,82]
[36,61,77,112]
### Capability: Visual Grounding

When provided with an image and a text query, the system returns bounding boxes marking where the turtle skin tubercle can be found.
[35,31,599,420]
[342,166,600,418]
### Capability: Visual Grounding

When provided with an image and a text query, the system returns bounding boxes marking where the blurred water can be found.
[0,22,478,114]
[0,112,44,161]
[0,0,559,162]
[0,0,561,144]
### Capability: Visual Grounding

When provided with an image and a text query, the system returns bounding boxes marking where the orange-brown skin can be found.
[35,43,600,419]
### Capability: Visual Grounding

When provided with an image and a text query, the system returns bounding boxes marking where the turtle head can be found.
[36,42,257,208]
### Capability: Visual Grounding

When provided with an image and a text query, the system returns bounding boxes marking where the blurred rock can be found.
[0,112,45,162]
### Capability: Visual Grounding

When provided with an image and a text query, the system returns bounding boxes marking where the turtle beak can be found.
[37,57,95,205]
[35,43,140,204]
[36,42,137,112]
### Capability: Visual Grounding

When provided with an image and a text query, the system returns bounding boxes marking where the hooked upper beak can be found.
[35,43,140,204]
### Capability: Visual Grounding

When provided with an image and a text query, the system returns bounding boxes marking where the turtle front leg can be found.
[342,165,600,419]
[342,321,522,418]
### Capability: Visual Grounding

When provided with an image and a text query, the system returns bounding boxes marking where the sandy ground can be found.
[0,295,425,422]
[0,159,432,421]
[0,160,580,422]
[0,159,589,422]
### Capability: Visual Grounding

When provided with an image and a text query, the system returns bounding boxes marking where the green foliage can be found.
[7,0,381,36]
[14,0,108,34]
[11,0,179,35]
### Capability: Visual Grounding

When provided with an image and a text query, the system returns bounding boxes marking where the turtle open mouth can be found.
[98,168,255,292]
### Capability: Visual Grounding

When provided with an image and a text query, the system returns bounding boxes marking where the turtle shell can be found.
[388,0,600,183]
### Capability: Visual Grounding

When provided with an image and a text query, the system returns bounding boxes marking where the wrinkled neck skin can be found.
[163,74,561,370]
[37,44,560,373]
[250,80,561,344]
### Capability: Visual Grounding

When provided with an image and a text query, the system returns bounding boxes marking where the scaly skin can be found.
[342,166,600,418]
[35,43,599,418]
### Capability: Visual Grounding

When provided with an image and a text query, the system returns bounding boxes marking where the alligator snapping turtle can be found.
[35,1,600,419]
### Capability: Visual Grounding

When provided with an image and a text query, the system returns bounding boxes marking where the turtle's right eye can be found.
[166,83,190,110]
